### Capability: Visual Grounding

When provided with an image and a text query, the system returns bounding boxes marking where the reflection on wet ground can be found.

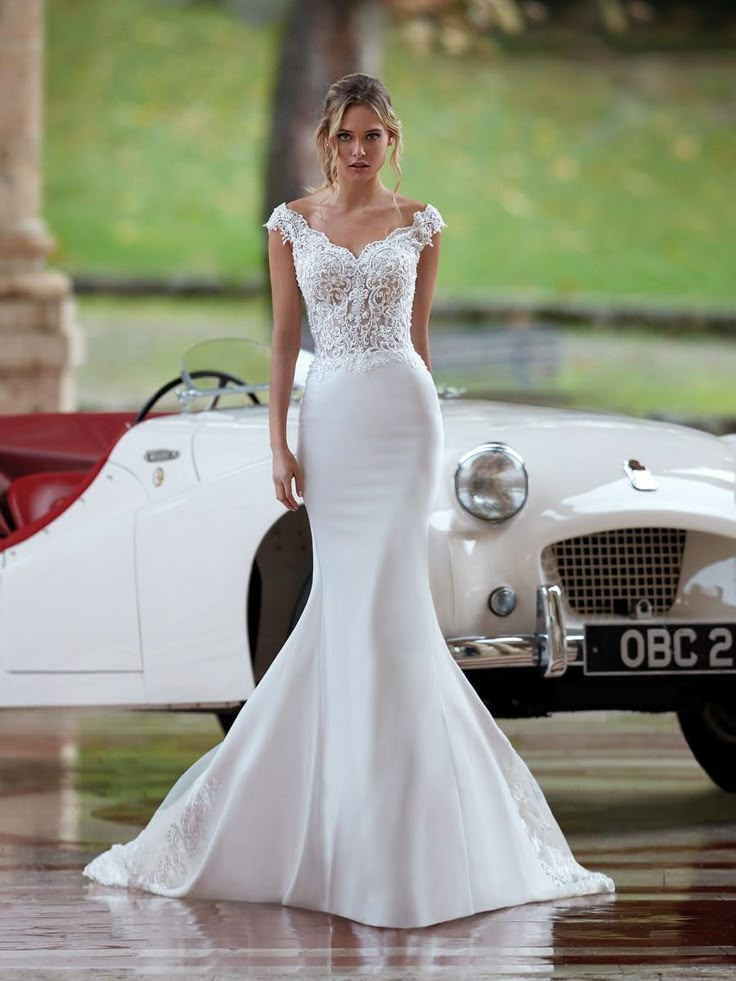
[0,708,734,978]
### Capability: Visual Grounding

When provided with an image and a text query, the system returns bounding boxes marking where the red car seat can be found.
[6,471,87,529]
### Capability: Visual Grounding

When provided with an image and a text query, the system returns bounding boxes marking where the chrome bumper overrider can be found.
[446,585,582,678]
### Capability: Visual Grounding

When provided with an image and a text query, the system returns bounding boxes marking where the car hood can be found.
[439,399,736,537]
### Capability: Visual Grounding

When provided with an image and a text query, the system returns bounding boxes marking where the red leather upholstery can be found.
[7,471,88,528]
[0,410,168,553]
[0,412,136,491]
[0,455,109,553]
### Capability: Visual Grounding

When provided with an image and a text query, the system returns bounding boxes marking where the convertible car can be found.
[2,338,735,791]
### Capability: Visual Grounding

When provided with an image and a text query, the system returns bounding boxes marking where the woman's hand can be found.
[272,446,304,510]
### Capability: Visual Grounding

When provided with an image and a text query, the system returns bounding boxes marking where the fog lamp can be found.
[489,586,517,617]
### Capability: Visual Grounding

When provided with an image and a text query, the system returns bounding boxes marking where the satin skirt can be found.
[83,358,614,929]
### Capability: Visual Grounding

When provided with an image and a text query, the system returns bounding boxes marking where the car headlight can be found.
[454,443,528,522]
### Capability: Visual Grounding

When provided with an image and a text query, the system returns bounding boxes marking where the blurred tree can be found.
[263,0,384,216]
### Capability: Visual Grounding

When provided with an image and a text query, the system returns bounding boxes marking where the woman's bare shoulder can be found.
[285,194,323,219]
[392,194,429,219]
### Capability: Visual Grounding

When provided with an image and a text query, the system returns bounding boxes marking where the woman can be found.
[83,73,614,929]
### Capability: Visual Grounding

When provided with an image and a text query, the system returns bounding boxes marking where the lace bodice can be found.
[264,202,446,382]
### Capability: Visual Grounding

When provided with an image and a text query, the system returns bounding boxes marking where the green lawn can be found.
[77,709,221,829]
[46,1,736,303]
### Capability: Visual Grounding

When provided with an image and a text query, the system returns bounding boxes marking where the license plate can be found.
[584,622,736,676]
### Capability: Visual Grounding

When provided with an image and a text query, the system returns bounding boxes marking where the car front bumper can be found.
[446,584,580,678]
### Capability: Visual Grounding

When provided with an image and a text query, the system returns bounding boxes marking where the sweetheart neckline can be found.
[281,203,432,261]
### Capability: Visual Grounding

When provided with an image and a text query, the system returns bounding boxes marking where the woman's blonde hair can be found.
[310,73,403,195]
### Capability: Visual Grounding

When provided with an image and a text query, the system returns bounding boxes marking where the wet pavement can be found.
[0,707,734,979]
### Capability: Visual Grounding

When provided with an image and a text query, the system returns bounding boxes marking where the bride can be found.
[83,72,614,929]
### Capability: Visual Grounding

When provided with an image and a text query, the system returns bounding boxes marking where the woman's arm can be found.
[267,229,304,510]
[410,229,442,372]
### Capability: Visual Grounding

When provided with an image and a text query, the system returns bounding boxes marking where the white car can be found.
[2,338,735,791]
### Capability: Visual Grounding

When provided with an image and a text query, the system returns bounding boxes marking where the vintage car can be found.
[1,338,735,792]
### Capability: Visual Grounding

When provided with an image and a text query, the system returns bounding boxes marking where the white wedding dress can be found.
[83,201,614,928]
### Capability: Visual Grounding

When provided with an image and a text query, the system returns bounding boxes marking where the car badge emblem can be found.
[624,458,657,491]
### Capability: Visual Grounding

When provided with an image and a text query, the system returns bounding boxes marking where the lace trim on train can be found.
[496,729,615,893]
[151,774,223,890]
[83,773,223,893]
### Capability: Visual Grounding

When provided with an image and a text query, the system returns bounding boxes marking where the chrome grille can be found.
[546,527,686,616]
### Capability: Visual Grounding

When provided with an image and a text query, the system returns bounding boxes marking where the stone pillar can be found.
[0,0,83,413]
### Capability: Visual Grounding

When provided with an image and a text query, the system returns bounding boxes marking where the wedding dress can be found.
[82,201,615,929]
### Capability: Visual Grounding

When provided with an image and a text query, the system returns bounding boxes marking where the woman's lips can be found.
[350,163,369,168]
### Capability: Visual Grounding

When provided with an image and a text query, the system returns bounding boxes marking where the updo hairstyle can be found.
[311,73,403,194]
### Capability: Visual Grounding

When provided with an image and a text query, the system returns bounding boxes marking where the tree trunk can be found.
[262,0,384,349]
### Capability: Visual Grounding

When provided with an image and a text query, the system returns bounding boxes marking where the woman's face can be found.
[333,104,391,183]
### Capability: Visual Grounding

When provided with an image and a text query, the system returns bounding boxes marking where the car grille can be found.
[545,527,686,616]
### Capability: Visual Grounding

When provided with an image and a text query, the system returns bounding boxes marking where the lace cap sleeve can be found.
[263,203,300,246]
[415,204,446,247]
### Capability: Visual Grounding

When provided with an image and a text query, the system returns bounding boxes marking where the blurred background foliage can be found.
[46,0,736,300]
[44,0,736,416]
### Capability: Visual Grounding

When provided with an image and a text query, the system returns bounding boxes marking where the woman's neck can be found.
[321,179,392,213]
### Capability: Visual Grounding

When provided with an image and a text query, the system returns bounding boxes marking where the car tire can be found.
[677,699,736,792]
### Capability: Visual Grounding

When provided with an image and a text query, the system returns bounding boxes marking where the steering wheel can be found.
[134,369,259,424]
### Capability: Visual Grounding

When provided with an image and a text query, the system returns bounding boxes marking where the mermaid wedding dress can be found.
[83,201,614,928]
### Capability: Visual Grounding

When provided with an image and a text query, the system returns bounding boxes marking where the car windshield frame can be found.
[177,337,312,410]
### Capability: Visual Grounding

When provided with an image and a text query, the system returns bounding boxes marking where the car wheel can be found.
[677,699,736,792]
